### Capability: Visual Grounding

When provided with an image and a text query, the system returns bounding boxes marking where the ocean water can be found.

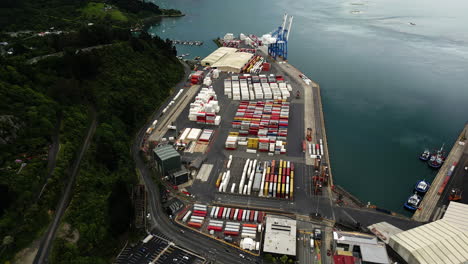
[148,0,468,213]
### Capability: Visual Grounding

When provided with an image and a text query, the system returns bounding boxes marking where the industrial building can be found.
[333,231,390,264]
[200,47,237,66]
[389,201,468,264]
[170,167,189,185]
[153,145,181,176]
[262,215,296,256]
[211,52,254,73]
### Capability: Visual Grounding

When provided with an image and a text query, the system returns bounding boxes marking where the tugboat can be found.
[404,193,421,211]
[428,144,445,169]
[414,180,430,193]
[419,149,431,161]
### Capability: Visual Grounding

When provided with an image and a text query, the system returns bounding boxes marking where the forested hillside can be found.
[0,2,184,261]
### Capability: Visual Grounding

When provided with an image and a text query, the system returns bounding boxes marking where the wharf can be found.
[412,124,468,222]
[258,47,334,187]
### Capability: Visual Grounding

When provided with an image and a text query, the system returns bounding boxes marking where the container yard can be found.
[178,204,265,253]
[216,158,295,199]
[139,17,339,264]
[144,29,331,243]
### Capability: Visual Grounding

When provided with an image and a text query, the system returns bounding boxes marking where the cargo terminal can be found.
[139,26,336,262]
[131,13,463,264]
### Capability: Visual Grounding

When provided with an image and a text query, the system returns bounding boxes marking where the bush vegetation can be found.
[0,4,183,262]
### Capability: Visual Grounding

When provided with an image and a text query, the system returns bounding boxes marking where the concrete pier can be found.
[257,47,334,187]
[412,124,468,222]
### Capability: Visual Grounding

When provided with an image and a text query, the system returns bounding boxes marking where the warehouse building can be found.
[153,145,181,176]
[333,231,390,264]
[201,47,237,66]
[211,52,254,73]
[389,201,468,264]
[263,216,296,256]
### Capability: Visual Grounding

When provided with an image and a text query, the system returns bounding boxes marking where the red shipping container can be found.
[218,207,224,219]
[188,222,202,228]
[237,209,244,221]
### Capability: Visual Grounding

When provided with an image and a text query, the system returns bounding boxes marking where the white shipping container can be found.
[241,233,256,238]
[182,211,192,222]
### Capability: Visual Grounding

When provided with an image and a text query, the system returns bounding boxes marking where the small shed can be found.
[153,145,181,175]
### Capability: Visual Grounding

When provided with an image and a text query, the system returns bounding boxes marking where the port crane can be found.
[262,13,293,60]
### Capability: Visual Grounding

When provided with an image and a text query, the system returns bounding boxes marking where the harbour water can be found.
[148,0,468,213]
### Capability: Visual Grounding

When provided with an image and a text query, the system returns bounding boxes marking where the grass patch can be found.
[81,2,128,22]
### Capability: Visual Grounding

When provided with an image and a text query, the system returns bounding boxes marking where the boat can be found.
[419,149,431,161]
[428,144,445,169]
[414,180,430,193]
[404,193,421,211]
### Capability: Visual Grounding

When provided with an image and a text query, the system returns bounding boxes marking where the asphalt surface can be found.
[133,61,262,264]
[34,109,97,264]
[133,59,424,264]
[434,148,468,215]
[115,234,205,264]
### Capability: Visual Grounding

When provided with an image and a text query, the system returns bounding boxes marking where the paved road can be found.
[26,44,114,64]
[33,109,97,264]
[432,149,468,220]
[132,62,261,264]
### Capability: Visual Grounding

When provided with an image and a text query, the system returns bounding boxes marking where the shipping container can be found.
[258,212,264,223]
[214,207,220,219]
[218,207,224,219]
[188,222,202,228]
[238,209,244,221]
[208,226,223,232]
[229,208,235,220]
[142,234,154,243]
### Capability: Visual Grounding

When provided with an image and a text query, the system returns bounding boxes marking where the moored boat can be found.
[414,180,430,193]
[404,193,421,211]
[428,144,445,169]
[419,149,431,161]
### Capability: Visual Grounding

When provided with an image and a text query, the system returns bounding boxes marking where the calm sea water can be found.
[148,0,468,213]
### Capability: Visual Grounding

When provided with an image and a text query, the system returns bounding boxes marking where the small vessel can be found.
[419,149,431,161]
[428,144,445,169]
[414,180,430,193]
[404,193,421,211]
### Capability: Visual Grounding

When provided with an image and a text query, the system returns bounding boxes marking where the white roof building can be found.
[389,202,468,264]
[263,216,296,256]
[211,52,253,73]
[334,231,390,264]
[200,47,237,66]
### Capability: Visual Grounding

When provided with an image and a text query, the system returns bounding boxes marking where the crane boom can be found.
[286,16,293,41]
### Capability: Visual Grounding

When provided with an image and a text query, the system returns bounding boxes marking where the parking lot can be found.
[114,234,205,264]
